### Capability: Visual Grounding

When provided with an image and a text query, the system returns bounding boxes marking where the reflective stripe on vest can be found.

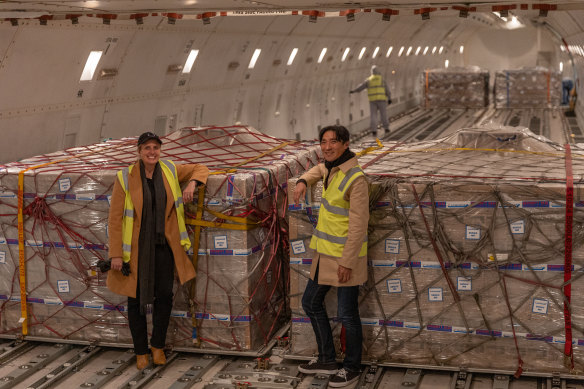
[117,160,191,263]
[367,75,387,102]
[309,166,367,258]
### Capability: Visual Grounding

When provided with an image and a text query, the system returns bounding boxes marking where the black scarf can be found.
[138,161,167,312]
[324,148,355,189]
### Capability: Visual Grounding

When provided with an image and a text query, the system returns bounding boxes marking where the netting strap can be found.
[210,141,292,174]
[17,150,101,335]
[16,142,131,336]
[186,207,259,230]
[410,184,460,303]
[563,143,575,369]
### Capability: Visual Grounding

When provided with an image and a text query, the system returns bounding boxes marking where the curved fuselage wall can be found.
[0,14,568,163]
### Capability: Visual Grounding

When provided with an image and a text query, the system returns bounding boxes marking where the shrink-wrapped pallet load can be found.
[0,126,320,353]
[495,67,562,108]
[424,67,489,108]
[288,126,584,374]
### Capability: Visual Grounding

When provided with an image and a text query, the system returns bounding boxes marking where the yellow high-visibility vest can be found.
[309,166,367,257]
[367,74,387,102]
[117,159,191,262]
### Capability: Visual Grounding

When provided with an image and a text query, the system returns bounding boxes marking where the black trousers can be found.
[127,243,175,355]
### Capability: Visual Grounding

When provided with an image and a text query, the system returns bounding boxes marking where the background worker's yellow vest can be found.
[117,160,191,263]
[309,166,367,257]
[367,74,387,102]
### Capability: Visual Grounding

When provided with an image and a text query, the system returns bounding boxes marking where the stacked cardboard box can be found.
[424,67,489,108]
[495,67,562,108]
[0,126,320,352]
[288,126,584,373]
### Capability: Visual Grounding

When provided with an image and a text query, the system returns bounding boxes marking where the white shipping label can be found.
[0,191,16,198]
[291,240,306,255]
[77,193,95,201]
[532,298,549,314]
[488,253,509,262]
[510,220,525,234]
[457,277,472,291]
[428,287,443,302]
[58,178,71,192]
[214,235,228,249]
[385,239,400,254]
[0,251,5,264]
[387,279,402,293]
[465,226,481,240]
[57,280,70,293]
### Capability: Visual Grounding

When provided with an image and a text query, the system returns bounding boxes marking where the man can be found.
[293,125,369,388]
[350,65,392,137]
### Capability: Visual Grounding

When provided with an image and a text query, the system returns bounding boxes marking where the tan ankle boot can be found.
[136,354,149,370]
[151,347,166,365]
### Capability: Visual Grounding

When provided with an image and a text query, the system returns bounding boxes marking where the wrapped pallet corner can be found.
[288,126,584,374]
[0,126,321,353]
[424,67,489,108]
[495,67,562,108]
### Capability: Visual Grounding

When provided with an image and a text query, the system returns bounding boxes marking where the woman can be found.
[107,131,209,369]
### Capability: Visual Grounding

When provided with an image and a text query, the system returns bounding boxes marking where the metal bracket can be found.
[492,374,509,389]
[547,374,565,389]
[357,364,383,389]
[400,368,422,389]
[451,369,473,389]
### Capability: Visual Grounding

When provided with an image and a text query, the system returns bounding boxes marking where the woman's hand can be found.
[183,180,197,203]
[111,257,123,271]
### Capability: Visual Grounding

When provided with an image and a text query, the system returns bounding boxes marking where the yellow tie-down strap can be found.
[186,207,259,230]
[356,138,384,157]
[209,141,292,175]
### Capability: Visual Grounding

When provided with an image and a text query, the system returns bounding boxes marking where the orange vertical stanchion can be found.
[17,171,28,335]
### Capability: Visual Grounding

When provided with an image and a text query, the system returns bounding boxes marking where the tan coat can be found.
[299,156,369,286]
[107,161,209,297]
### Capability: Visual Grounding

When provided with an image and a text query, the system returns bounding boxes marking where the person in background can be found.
[350,65,392,138]
[107,132,209,370]
[293,125,369,388]
[563,76,574,105]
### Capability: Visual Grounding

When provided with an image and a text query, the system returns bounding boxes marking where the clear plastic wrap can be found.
[495,67,562,108]
[424,67,489,108]
[0,125,321,352]
[288,126,584,374]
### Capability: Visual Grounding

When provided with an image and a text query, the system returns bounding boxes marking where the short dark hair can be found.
[318,125,350,144]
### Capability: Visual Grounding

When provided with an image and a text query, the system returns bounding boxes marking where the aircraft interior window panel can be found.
[79,51,103,81]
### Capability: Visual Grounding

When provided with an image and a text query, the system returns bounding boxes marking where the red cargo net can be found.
[0,125,321,352]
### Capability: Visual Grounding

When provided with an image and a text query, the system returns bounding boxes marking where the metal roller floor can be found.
[0,340,583,388]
